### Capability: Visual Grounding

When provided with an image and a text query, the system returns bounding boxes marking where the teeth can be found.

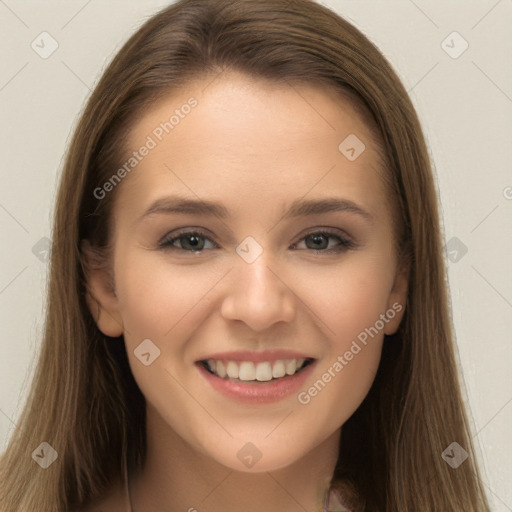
[226,361,239,379]
[272,360,286,378]
[216,360,227,378]
[205,358,309,381]
[239,362,256,381]
[285,359,297,375]
[255,362,273,382]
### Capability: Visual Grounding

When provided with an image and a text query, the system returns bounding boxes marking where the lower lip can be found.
[196,361,316,404]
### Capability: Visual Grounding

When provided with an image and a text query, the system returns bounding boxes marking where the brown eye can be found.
[159,231,218,252]
[293,230,355,253]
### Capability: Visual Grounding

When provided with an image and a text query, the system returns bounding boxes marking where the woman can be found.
[0,0,490,510]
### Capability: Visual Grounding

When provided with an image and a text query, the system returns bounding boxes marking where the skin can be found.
[84,70,408,512]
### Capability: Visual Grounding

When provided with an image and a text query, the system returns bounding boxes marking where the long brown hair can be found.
[0,1,490,510]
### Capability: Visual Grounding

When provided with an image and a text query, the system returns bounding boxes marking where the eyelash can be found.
[158,228,356,254]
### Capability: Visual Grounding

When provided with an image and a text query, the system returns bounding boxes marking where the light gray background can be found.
[0,0,511,509]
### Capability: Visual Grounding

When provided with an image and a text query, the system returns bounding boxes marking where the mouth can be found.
[198,357,315,383]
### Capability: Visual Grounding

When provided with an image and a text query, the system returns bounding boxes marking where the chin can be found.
[200,436,314,474]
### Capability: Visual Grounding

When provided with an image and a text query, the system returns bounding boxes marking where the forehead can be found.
[129,71,378,156]
[115,71,388,220]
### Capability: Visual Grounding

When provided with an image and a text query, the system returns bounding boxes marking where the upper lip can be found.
[196,350,315,363]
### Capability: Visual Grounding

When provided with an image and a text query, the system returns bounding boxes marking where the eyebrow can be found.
[137,195,373,224]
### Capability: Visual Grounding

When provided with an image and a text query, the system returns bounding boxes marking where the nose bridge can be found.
[220,238,296,330]
[235,244,285,301]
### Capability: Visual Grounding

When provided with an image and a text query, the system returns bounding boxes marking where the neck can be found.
[127,404,340,512]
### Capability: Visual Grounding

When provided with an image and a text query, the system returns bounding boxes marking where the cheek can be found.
[291,255,391,410]
[296,337,383,442]
[294,263,391,432]
[291,254,394,343]
[114,251,221,340]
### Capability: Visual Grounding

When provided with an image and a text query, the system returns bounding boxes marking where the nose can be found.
[220,252,296,332]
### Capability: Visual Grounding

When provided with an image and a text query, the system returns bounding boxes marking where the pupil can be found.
[307,234,327,250]
[185,235,202,250]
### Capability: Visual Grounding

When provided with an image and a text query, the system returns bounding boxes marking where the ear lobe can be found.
[384,258,410,336]
[81,240,124,338]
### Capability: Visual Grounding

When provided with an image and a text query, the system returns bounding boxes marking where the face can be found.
[85,70,408,473]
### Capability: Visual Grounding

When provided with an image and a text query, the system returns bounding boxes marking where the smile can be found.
[200,358,314,382]
[195,353,317,403]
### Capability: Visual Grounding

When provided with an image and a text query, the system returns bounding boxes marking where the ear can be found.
[81,239,124,337]
[384,256,410,336]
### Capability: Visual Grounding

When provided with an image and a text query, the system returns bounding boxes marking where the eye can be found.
[159,230,218,252]
[291,229,355,253]
[158,228,355,254]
